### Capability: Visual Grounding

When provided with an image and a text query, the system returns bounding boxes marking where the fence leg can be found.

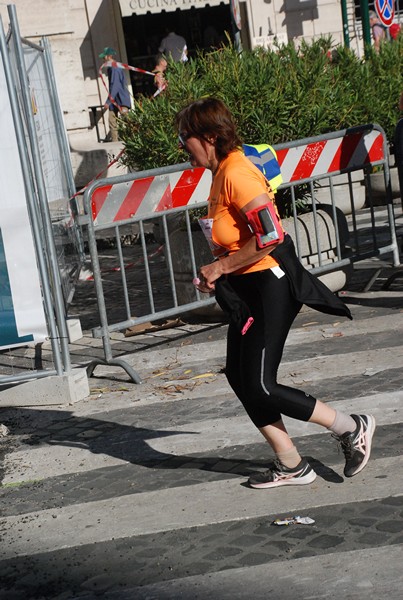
[86,358,142,384]
[381,270,403,290]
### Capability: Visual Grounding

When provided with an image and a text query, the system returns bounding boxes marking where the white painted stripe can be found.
[124,545,403,600]
[276,346,403,384]
[102,307,403,376]
[1,455,402,558]
[123,339,401,382]
[187,168,211,205]
[279,146,307,183]
[3,390,402,483]
[94,181,129,226]
[66,307,401,412]
[148,390,403,454]
[168,171,183,189]
[348,130,381,169]
[310,137,342,177]
[285,312,403,346]
[134,174,171,217]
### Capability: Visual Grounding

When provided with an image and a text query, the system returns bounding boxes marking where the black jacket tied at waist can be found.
[271,234,352,320]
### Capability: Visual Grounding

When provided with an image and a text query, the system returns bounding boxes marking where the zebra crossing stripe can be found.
[2,387,403,484]
[130,545,403,599]
[1,297,402,595]
[1,454,402,558]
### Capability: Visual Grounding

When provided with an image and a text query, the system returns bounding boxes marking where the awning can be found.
[120,0,229,18]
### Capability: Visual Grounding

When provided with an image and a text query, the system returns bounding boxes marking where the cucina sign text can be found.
[128,0,227,12]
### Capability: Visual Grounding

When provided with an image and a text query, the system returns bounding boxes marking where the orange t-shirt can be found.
[208,150,281,274]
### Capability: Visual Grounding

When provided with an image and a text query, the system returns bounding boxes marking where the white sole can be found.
[349,415,376,477]
[249,469,317,489]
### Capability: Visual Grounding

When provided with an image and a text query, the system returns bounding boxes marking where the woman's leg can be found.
[226,271,314,485]
[309,400,337,427]
[228,269,316,427]
[227,269,375,486]
[258,402,340,455]
[259,419,297,454]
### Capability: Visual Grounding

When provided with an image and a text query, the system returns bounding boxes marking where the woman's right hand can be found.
[193,276,214,294]
[199,260,225,291]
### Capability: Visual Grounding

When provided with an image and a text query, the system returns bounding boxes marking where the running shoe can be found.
[248,458,317,489]
[333,414,376,477]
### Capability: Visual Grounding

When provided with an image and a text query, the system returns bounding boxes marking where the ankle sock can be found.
[328,410,356,437]
[276,445,301,469]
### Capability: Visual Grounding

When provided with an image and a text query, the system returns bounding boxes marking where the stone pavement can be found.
[0,265,403,598]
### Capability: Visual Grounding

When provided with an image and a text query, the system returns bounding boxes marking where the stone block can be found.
[0,368,89,407]
[69,135,128,191]
[282,208,351,292]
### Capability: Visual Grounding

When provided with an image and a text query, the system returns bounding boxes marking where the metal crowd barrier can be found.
[0,7,73,386]
[80,123,400,383]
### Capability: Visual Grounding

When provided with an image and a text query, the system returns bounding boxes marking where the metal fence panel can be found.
[0,6,80,385]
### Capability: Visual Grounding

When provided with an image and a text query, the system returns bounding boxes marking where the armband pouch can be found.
[245,202,284,249]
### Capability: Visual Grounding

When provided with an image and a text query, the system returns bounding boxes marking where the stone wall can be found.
[245,0,343,47]
[1,0,349,140]
[0,0,127,133]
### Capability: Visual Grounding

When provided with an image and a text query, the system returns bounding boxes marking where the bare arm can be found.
[198,193,280,291]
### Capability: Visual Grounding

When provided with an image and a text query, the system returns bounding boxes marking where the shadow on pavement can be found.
[1,407,343,485]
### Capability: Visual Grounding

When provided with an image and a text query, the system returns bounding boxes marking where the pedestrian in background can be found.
[158,30,188,62]
[369,11,386,51]
[175,97,376,490]
[99,47,131,142]
[152,54,168,95]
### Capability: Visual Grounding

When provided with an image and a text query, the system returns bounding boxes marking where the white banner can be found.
[0,52,48,350]
[120,0,229,17]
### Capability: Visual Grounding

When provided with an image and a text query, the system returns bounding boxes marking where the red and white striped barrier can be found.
[91,167,212,226]
[276,129,384,183]
[90,128,385,227]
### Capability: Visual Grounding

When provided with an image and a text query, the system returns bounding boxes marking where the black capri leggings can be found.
[226,268,317,428]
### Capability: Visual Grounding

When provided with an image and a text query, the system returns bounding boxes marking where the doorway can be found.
[122,4,232,96]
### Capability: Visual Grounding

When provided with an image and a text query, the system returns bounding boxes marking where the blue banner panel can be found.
[0,229,34,347]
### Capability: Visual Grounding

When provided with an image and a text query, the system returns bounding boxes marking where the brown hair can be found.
[175,97,242,161]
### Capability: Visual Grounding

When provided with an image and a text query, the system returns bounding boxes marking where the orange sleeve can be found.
[224,160,271,213]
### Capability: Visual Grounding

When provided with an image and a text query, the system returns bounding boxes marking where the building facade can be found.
[0,1,370,139]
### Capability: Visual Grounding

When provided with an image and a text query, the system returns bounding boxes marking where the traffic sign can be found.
[375,0,395,27]
[230,0,242,31]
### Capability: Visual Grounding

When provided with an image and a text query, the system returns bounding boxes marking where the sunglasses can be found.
[178,131,191,147]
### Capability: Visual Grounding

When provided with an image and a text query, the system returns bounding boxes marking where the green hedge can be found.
[119,37,403,171]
